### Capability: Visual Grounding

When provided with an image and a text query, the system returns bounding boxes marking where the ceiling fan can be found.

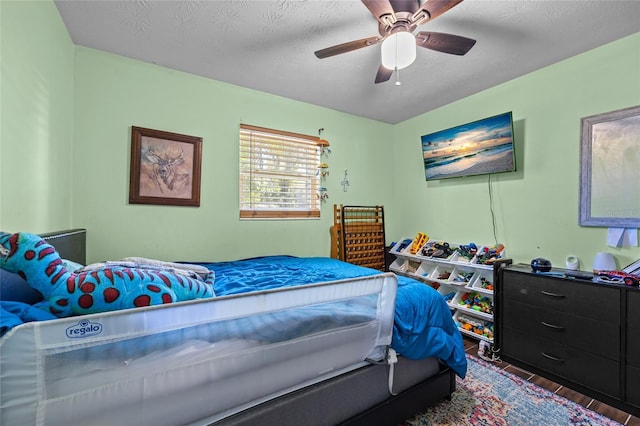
[314,0,476,84]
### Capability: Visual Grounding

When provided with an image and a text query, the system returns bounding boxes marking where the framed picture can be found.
[579,105,640,227]
[129,126,202,207]
[420,112,516,181]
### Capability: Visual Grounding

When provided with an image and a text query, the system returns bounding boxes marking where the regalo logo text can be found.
[66,319,103,338]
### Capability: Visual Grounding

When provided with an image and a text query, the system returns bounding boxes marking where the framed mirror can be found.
[579,105,640,227]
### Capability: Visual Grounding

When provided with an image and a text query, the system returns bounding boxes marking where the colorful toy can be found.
[454,314,494,340]
[476,243,504,264]
[438,271,452,280]
[451,271,474,283]
[458,291,493,315]
[457,243,478,261]
[0,232,215,317]
[420,241,453,258]
[409,232,428,254]
[395,238,413,253]
[596,270,640,286]
[477,277,493,291]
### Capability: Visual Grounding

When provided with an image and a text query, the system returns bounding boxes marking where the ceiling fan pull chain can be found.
[394,35,401,86]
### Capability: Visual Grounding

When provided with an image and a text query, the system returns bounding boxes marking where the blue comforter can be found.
[0,255,467,378]
[199,256,467,378]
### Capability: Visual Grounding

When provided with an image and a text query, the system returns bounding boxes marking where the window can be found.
[239,124,321,219]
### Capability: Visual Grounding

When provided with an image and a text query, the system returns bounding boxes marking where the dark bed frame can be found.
[217,361,456,426]
[41,229,456,426]
[41,228,86,265]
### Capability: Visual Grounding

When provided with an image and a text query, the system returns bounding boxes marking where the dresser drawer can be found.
[501,330,620,398]
[503,300,619,360]
[627,325,640,369]
[627,291,640,369]
[628,290,640,324]
[627,365,640,407]
[501,270,620,322]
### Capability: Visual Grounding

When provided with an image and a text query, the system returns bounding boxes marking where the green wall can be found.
[72,48,394,262]
[0,0,74,232]
[392,32,640,269]
[2,0,639,270]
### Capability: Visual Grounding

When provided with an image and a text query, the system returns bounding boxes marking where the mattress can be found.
[201,256,467,377]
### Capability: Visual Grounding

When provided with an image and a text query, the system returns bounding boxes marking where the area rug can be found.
[401,355,622,426]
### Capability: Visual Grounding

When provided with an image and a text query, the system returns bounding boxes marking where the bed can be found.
[0,229,466,426]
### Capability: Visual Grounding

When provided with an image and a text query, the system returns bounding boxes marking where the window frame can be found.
[239,124,322,220]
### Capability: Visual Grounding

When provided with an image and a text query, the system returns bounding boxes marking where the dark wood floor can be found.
[462,336,640,426]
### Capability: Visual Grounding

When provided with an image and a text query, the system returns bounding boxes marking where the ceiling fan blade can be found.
[416,31,476,55]
[375,64,393,84]
[314,36,381,59]
[411,0,463,25]
[362,0,396,26]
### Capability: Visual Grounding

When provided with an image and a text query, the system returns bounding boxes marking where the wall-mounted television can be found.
[421,111,516,181]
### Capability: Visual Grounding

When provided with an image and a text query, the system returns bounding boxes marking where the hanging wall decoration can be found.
[129,126,202,207]
[341,170,350,192]
[317,128,331,201]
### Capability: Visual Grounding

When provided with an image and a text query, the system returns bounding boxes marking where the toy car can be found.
[595,270,640,286]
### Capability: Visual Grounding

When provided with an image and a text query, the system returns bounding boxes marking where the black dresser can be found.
[496,263,640,416]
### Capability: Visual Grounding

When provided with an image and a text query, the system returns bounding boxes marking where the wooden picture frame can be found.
[579,105,640,227]
[129,126,202,207]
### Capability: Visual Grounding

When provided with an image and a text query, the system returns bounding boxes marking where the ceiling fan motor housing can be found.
[378,12,417,37]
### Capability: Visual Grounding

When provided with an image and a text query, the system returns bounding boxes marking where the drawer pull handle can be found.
[541,321,565,330]
[541,352,565,363]
[541,290,565,298]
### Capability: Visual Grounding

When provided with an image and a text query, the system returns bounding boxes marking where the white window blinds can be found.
[240,124,321,219]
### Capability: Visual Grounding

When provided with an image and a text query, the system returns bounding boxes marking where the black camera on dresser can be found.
[495,262,640,417]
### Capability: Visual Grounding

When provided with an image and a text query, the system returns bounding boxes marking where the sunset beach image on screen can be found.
[421,112,516,180]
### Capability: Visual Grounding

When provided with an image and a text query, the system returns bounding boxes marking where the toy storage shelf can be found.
[389,237,501,344]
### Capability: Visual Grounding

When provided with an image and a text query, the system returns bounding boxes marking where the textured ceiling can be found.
[54,0,640,124]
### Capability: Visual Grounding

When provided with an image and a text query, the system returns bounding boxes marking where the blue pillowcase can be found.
[1,259,83,304]
[0,301,57,336]
[0,269,44,305]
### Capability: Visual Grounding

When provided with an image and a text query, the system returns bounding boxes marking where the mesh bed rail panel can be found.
[0,273,397,426]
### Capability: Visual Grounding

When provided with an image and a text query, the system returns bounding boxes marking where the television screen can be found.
[421,112,516,180]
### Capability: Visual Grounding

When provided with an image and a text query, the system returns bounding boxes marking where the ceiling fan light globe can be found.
[381,32,416,70]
